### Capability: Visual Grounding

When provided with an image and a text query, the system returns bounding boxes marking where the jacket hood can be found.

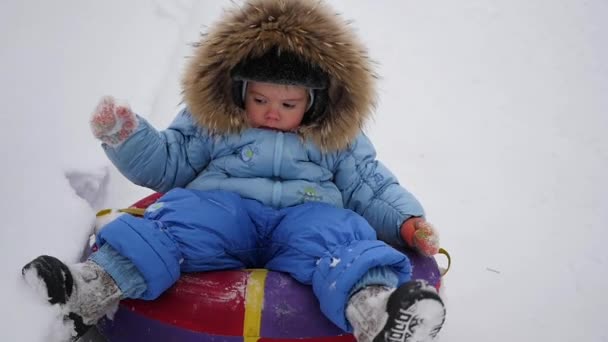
[182,0,377,151]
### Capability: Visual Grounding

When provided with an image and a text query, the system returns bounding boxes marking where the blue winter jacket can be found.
[103,108,424,247]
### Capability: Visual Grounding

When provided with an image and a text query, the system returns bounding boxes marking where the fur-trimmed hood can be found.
[182,0,377,151]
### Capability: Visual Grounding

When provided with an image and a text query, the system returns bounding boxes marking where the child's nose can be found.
[265,106,280,120]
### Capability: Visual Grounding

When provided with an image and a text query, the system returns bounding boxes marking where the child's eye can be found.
[254,98,266,104]
[282,103,296,109]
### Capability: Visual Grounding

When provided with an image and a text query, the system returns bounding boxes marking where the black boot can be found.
[22,255,121,340]
[373,280,445,342]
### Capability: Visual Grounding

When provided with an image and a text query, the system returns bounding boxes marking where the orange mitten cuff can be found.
[400,217,425,246]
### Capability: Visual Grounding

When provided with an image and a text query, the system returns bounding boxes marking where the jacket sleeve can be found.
[102,108,212,193]
[333,133,425,247]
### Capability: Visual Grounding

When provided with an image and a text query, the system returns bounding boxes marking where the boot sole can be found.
[373,281,445,342]
[22,256,92,340]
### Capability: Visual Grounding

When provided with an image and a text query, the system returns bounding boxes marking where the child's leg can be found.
[264,203,411,330]
[22,223,149,331]
[22,251,124,336]
[93,188,260,299]
[264,203,445,341]
[22,189,259,330]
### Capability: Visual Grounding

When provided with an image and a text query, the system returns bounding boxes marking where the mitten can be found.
[90,96,138,146]
[400,217,440,257]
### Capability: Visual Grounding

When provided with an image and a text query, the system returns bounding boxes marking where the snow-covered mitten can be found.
[347,280,446,342]
[401,218,440,257]
[90,96,138,146]
[22,255,122,338]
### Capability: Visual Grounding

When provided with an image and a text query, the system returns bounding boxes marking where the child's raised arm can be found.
[91,96,213,193]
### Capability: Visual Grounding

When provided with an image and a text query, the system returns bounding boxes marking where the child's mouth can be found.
[258,126,282,131]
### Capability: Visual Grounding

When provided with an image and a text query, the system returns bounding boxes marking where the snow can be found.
[347,285,392,342]
[330,257,341,267]
[67,262,121,324]
[22,267,53,306]
[1,0,606,341]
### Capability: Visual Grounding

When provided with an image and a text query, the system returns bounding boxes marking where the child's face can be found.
[245,82,308,131]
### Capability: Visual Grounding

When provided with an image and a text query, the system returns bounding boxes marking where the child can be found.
[22,1,445,341]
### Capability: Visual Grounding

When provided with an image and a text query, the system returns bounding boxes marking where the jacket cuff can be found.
[400,216,425,246]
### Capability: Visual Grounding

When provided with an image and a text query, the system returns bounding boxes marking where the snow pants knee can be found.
[95,188,413,331]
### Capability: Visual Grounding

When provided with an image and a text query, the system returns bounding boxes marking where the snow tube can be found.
[96,193,443,341]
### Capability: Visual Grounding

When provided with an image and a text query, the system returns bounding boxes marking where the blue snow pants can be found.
[94,188,412,331]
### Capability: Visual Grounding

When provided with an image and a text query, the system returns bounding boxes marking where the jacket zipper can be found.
[271,132,284,207]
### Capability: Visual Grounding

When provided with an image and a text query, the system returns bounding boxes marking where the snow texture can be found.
[93,211,126,235]
[22,267,52,304]
[330,257,341,267]
[1,0,607,341]
[347,285,392,342]
[66,262,121,325]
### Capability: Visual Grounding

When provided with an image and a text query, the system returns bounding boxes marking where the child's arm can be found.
[333,133,436,253]
[91,96,212,192]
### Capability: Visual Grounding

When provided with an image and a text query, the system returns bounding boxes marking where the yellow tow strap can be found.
[96,207,146,217]
[437,248,451,276]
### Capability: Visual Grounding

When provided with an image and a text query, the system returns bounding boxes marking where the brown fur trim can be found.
[182,0,377,151]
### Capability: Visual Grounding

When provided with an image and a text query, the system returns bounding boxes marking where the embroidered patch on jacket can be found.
[372,173,384,183]
[239,145,259,165]
[299,186,323,202]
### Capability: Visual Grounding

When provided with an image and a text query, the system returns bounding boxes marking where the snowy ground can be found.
[1,1,606,341]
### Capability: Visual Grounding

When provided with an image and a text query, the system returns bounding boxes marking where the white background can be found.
[0,1,606,341]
